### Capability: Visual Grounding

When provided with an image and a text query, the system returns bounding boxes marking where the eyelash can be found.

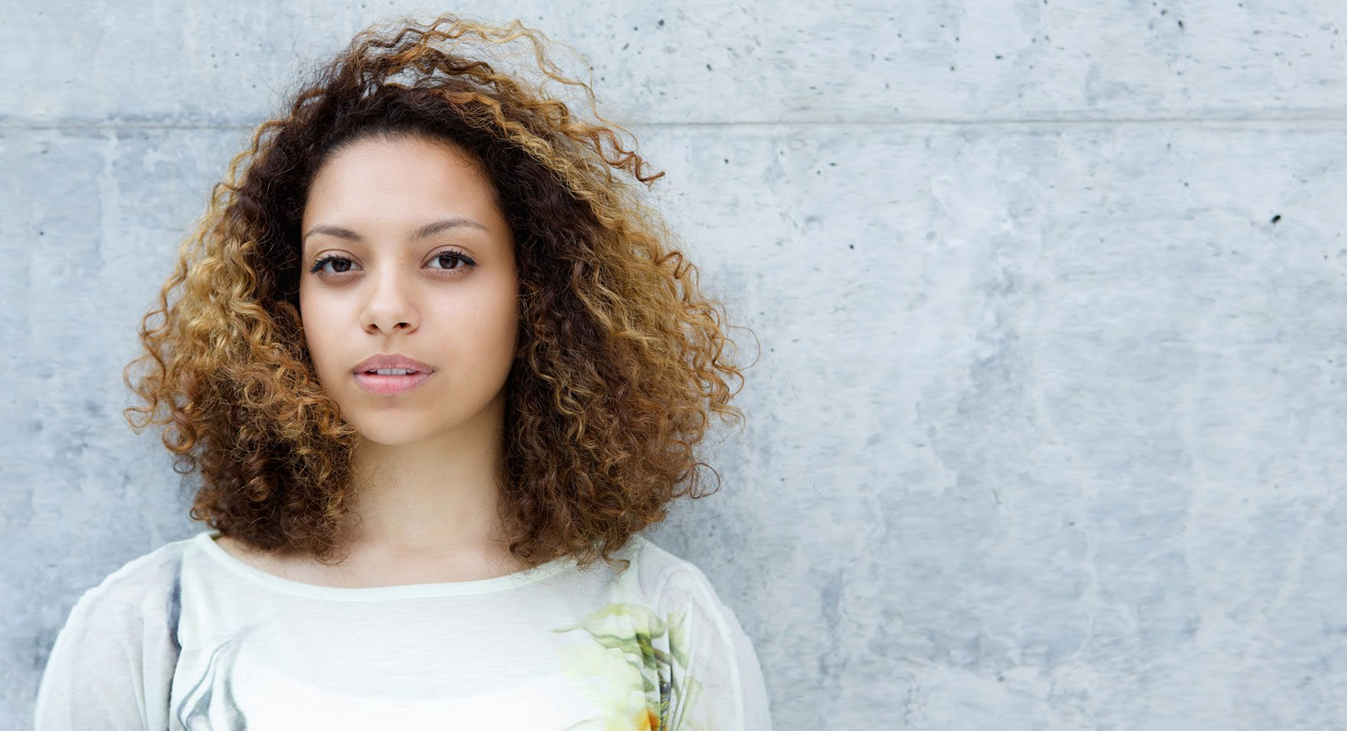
[307,249,477,278]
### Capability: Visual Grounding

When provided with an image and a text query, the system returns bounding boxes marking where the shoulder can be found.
[62,533,199,631]
[594,534,737,639]
[86,534,195,602]
[627,534,727,610]
[41,534,198,684]
[625,535,749,651]
[36,535,199,730]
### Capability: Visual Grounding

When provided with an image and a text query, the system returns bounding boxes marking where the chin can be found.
[352,425,440,448]
[342,411,441,446]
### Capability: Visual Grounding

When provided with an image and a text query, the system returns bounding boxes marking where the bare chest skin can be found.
[213,535,529,588]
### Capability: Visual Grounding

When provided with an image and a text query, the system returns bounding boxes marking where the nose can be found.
[359,266,419,335]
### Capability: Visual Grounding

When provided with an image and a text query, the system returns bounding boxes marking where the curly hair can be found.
[122,13,754,574]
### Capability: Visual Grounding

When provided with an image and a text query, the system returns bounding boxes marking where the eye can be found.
[309,254,357,276]
[427,249,476,272]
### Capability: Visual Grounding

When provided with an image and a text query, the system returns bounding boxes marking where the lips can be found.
[350,353,436,396]
[351,354,435,375]
[353,369,433,396]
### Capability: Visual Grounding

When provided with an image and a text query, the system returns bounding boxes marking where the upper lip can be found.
[352,354,435,374]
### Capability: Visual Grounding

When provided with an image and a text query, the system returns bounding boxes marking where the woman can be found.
[35,13,771,730]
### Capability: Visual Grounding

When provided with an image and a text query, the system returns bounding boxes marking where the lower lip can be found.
[353,371,434,395]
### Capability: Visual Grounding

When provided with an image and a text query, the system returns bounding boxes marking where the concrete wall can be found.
[5,1,1347,728]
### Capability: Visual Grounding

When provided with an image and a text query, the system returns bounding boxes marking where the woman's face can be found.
[298,134,519,446]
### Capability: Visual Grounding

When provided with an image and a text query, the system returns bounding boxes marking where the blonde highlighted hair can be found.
[123,13,754,572]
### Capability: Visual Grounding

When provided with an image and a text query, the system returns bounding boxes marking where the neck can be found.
[346,390,511,557]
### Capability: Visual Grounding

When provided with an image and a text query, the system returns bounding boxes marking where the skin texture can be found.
[221,135,528,585]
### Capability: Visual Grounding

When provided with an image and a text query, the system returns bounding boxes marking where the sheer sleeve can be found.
[34,584,177,731]
[653,564,773,731]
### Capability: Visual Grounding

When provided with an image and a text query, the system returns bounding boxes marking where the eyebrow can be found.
[302,217,488,246]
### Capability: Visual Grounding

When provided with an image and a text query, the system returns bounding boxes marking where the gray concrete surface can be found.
[5,1,1347,729]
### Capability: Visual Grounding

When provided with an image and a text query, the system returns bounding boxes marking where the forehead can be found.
[301,135,504,243]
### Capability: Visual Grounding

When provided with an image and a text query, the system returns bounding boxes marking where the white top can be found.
[35,530,773,730]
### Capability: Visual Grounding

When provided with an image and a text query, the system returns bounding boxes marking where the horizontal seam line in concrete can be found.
[3,118,1347,131]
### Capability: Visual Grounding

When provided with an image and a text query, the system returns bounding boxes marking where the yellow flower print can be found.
[553,602,705,731]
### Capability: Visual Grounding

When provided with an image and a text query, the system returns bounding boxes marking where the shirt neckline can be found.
[193,530,582,601]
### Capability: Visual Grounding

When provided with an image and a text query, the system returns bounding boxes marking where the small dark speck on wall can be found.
[658,19,664,27]
[706,63,712,71]
[32,629,57,669]
[1271,214,1282,224]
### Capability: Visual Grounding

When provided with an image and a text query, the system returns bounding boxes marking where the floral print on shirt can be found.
[552,602,704,731]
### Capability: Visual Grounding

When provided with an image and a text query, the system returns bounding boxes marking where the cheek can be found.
[298,291,341,375]
[302,325,334,381]
[478,285,520,351]
[454,275,518,340]
[452,306,513,361]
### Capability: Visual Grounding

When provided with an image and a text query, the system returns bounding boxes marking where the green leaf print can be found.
[553,602,705,731]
